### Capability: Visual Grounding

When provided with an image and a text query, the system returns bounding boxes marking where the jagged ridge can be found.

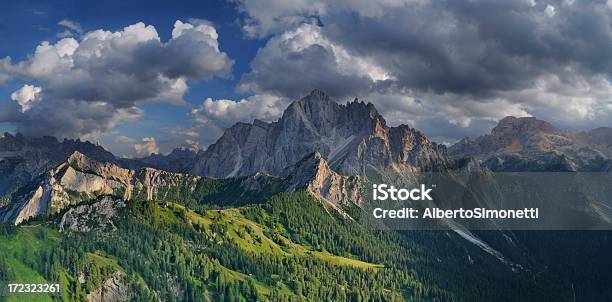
[283,151,363,216]
[191,89,450,178]
[449,116,612,171]
[0,149,364,224]
[0,132,118,200]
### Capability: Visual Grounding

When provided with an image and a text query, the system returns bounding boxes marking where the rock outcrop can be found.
[0,151,203,225]
[0,133,117,199]
[86,271,133,302]
[59,197,126,233]
[284,152,363,212]
[1,149,371,224]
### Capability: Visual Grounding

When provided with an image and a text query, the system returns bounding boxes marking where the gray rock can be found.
[0,133,117,199]
[0,151,202,224]
[191,89,449,178]
[283,151,362,214]
[1,148,370,223]
[86,271,133,302]
[59,197,126,233]
[449,116,612,171]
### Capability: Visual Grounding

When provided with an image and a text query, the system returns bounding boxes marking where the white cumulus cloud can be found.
[191,94,287,128]
[0,20,233,139]
[58,19,83,34]
[10,85,42,112]
[238,23,383,99]
[545,5,556,17]
[133,137,160,156]
[182,139,200,151]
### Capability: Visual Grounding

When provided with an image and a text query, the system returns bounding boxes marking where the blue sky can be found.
[0,0,267,156]
[2,0,612,157]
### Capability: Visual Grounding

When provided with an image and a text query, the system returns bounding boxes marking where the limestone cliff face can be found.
[60,152,133,200]
[191,89,450,178]
[0,133,117,199]
[1,149,369,224]
[284,152,363,213]
[6,176,55,225]
[449,116,612,171]
[131,167,201,201]
[0,90,458,223]
[0,151,202,225]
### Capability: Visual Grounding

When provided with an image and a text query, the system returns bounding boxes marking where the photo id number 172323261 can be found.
[1,282,61,296]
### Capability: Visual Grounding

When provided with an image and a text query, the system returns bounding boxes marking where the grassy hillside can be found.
[0,192,419,301]
[1,190,611,301]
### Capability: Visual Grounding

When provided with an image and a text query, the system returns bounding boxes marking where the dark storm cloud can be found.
[234,0,612,140]
[328,0,612,96]
[7,101,142,140]
[323,1,541,96]
[240,41,373,99]
[241,0,612,98]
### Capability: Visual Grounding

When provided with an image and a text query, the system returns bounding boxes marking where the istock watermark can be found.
[372,184,435,201]
[361,172,612,230]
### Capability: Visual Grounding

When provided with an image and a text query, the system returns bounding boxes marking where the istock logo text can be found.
[372,184,434,201]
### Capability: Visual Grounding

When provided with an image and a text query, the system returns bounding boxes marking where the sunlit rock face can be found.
[0,151,204,225]
[0,132,118,199]
[283,151,362,214]
[192,89,450,178]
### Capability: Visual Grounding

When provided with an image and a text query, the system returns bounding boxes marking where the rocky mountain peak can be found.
[584,127,612,145]
[283,151,326,178]
[282,90,385,135]
[64,151,133,182]
[0,151,206,224]
[191,90,448,178]
[449,116,612,171]
[66,150,87,164]
[449,116,567,159]
[0,133,119,198]
[0,132,29,151]
[282,90,342,127]
[1,148,366,224]
[492,116,561,136]
[307,88,331,100]
[0,133,115,164]
[284,151,363,214]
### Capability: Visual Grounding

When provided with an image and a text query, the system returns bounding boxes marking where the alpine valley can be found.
[1,90,611,301]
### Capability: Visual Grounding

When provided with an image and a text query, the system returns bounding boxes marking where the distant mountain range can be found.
[0,148,363,225]
[3,89,612,214]
[174,91,612,175]
[2,90,612,301]
[449,116,612,171]
[0,89,452,207]
[120,147,197,172]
